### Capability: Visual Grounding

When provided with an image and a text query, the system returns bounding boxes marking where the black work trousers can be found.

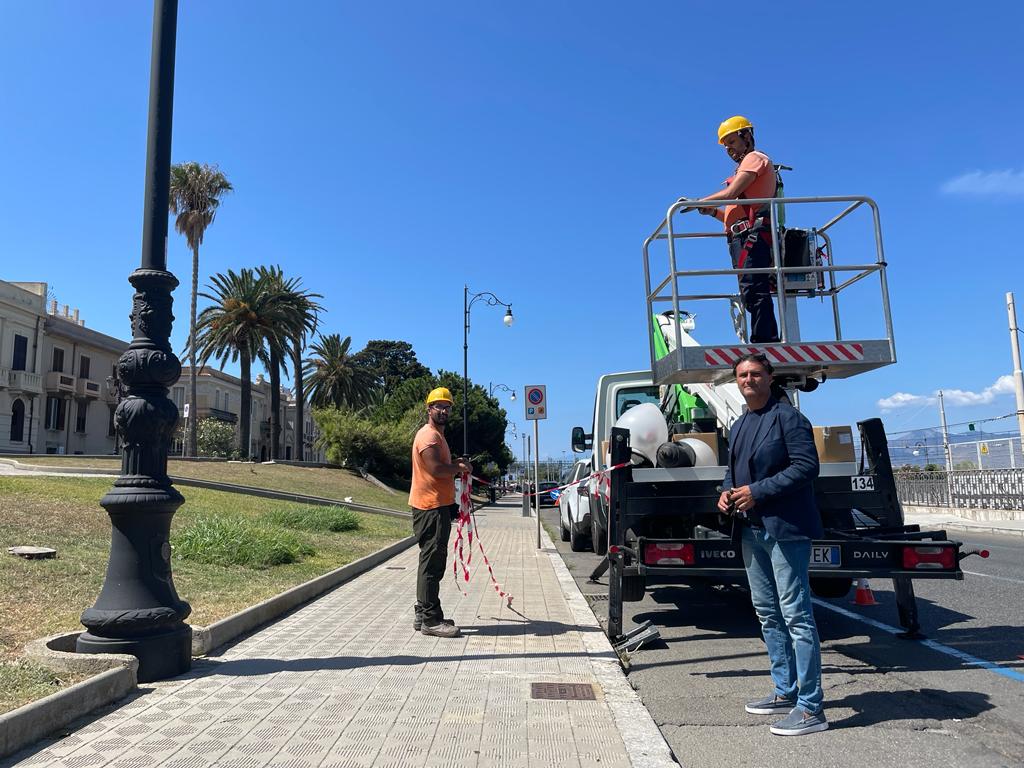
[412,505,454,625]
[729,228,780,343]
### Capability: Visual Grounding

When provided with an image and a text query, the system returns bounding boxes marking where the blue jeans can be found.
[741,526,823,715]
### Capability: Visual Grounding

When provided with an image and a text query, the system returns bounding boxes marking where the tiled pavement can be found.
[7,501,664,768]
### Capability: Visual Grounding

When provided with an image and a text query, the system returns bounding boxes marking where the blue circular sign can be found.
[527,388,543,405]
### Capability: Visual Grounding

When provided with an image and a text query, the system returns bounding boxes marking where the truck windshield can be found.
[615,386,660,418]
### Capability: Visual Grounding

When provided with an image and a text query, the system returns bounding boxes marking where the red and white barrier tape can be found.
[453,473,513,606]
[523,462,630,506]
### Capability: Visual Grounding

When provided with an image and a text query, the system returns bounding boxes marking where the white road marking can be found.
[962,569,1024,586]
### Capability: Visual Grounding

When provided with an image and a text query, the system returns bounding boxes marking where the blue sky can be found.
[2,1,1022,458]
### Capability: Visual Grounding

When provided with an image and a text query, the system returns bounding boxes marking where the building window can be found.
[51,347,64,373]
[172,386,184,409]
[79,355,91,379]
[76,401,88,433]
[45,397,66,430]
[215,390,220,410]
[108,406,116,437]
[224,392,229,412]
[10,399,25,442]
[12,335,28,371]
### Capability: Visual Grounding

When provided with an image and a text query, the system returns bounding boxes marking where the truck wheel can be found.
[570,515,589,552]
[591,517,607,556]
[559,516,570,542]
[621,574,646,602]
[810,577,853,599]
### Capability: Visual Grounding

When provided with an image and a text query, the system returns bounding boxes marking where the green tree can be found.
[352,340,430,392]
[303,334,377,410]
[314,407,416,482]
[194,268,270,458]
[435,370,513,474]
[196,418,236,458]
[169,162,233,457]
[370,374,435,424]
[256,266,322,461]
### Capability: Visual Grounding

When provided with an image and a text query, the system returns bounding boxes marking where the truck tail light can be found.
[644,543,694,566]
[902,545,955,570]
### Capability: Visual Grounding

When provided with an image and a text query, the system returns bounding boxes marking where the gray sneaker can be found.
[421,622,461,638]
[745,694,796,715]
[413,616,454,631]
[770,708,829,736]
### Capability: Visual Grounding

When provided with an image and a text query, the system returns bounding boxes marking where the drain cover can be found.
[385,566,406,570]
[530,683,596,701]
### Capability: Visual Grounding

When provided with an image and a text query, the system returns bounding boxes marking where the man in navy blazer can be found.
[718,353,828,736]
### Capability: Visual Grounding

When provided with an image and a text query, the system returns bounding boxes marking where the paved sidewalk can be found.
[7,499,675,768]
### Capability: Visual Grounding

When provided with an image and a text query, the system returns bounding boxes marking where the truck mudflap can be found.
[635,533,964,580]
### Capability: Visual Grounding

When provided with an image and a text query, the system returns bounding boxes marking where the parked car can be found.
[558,460,593,552]
[537,480,560,507]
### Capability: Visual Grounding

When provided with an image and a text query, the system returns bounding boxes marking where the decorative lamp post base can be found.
[77,625,191,683]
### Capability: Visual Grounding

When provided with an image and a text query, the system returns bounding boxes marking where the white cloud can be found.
[876,375,1015,411]
[940,169,1024,198]
[877,392,934,412]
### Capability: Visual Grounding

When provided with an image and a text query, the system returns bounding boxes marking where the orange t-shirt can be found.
[722,150,776,230]
[409,423,455,510]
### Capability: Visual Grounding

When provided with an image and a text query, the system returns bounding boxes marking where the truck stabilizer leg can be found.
[892,575,924,639]
[588,556,609,583]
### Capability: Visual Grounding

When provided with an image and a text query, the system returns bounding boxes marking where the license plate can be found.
[811,545,841,568]
[850,475,875,491]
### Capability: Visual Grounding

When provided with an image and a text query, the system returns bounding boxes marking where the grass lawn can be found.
[0,475,411,714]
[9,457,409,512]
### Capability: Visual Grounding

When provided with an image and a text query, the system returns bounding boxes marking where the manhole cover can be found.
[530,683,596,701]
[385,566,406,570]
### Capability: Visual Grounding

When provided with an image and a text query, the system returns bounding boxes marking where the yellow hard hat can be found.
[718,115,754,144]
[426,386,454,405]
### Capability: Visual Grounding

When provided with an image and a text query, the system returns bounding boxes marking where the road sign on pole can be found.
[524,385,547,421]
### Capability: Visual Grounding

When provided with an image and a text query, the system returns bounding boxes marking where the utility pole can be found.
[1007,292,1024,458]
[938,390,954,506]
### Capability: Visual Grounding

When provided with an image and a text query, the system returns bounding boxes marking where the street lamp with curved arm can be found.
[464,286,514,455]
[489,382,516,401]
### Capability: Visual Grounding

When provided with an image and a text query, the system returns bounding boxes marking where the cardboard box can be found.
[813,425,855,463]
[672,432,720,460]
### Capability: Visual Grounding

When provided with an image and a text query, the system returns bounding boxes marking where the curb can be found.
[0,660,137,760]
[192,534,417,655]
[539,525,679,767]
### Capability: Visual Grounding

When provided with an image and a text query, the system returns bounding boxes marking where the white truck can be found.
[570,193,983,646]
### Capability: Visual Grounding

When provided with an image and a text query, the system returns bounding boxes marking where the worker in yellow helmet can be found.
[408,386,472,637]
[682,116,780,343]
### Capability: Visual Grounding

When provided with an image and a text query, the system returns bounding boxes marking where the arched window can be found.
[10,399,25,442]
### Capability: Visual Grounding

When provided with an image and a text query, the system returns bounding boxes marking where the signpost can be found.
[524,385,547,549]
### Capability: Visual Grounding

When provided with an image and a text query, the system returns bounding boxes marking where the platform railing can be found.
[642,195,896,376]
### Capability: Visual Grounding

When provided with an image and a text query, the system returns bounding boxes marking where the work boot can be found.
[413,615,454,631]
[421,622,461,638]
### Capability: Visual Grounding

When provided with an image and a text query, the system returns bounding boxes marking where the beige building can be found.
[174,367,325,462]
[0,280,125,455]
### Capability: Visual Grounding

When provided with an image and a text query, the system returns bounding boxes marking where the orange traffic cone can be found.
[851,578,878,606]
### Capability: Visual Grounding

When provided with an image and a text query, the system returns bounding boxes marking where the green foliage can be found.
[352,340,430,391]
[303,334,379,409]
[264,504,360,533]
[370,375,435,424]
[196,418,237,458]
[172,515,314,568]
[314,407,417,480]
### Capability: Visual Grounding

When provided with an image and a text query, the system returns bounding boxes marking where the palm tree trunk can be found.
[292,337,304,461]
[188,244,199,457]
[269,348,281,460]
[239,351,252,459]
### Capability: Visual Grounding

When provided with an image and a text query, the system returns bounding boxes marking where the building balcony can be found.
[9,370,44,395]
[207,408,238,424]
[75,378,102,399]
[0,366,9,389]
[45,371,76,394]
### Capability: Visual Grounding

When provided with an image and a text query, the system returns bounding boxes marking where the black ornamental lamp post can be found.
[76,0,192,682]
[463,286,513,456]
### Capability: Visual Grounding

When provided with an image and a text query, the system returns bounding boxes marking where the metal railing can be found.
[642,195,897,367]
[895,469,1024,511]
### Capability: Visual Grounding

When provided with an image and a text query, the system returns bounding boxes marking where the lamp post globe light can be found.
[463,285,514,456]
[76,0,192,682]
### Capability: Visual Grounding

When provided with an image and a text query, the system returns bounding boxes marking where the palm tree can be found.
[256,267,321,461]
[303,334,377,410]
[169,162,233,457]
[193,268,269,458]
